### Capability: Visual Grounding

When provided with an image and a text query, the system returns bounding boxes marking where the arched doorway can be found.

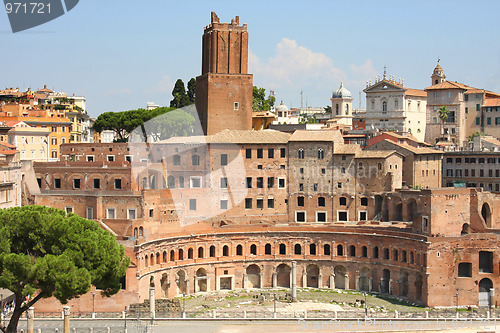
[306,264,319,288]
[481,203,492,227]
[399,270,409,297]
[195,268,208,292]
[381,269,390,294]
[479,278,493,307]
[176,270,187,294]
[359,267,370,291]
[246,265,261,288]
[334,265,346,289]
[407,198,417,222]
[276,264,291,288]
[160,273,168,298]
[415,274,423,301]
[394,199,403,222]
[374,195,383,219]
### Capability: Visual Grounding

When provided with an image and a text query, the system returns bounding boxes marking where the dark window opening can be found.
[265,243,272,255]
[294,244,302,255]
[458,262,472,277]
[479,251,493,273]
[279,244,286,255]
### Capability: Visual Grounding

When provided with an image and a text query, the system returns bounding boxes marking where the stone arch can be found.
[415,274,423,301]
[359,267,370,291]
[393,198,403,222]
[176,270,187,294]
[276,264,291,288]
[461,223,470,235]
[407,198,418,222]
[195,268,208,292]
[479,278,493,307]
[334,265,346,289]
[133,227,138,238]
[167,175,175,189]
[481,203,492,228]
[306,264,320,288]
[399,270,409,297]
[381,269,391,294]
[246,264,261,288]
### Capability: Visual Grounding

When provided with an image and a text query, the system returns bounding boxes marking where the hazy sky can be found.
[1,0,499,118]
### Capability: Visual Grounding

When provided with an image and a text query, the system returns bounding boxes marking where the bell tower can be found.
[195,12,253,135]
[431,59,446,86]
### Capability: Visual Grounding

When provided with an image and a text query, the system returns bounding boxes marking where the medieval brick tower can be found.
[195,12,253,135]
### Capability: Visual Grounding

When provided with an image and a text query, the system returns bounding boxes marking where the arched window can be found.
[188,248,193,259]
[236,244,243,256]
[144,255,148,267]
[336,104,339,115]
[250,244,257,255]
[362,246,368,258]
[139,227,144,236]
[170,250,175,261]
[178,249,184,260]
[294,244,302,255]
[337,244,344,256]
[323,244,331,255]
[167,176,175,189]
[410,251,414,264]
[265,243,272,255]
[209,245,215,257]
[298,149,305,159]
[349,245,356,257]
[309,244,317,255]
[222,245,229,256]
[378,163,382,170]
[163,251,167,263]
[317,148,324,159]
[345,103,349,114]
[382,101,387,112]
[198,247,204,258]
[393,249,399,261]
[279,243,286,255]
[179,176,185,189]
[402,250,407,263]
[318,197,325,207]
[339,197,347,206]
[383,248,389,259]
[133,227,138,238]
[173,155,181,165]
[156,253,161,264]
[373,247,379,258]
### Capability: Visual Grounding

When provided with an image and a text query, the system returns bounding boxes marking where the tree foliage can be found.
[142,108,196,141]
[0,205,129,333]
[170,78,195,108]
[324,105,332,113]
[92,107,175,142]
[252,86,275,111]
[438,105,449,139]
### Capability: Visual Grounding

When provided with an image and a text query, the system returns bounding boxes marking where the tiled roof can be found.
[252,111,276,118]
[334,144,360,154]
[209,129,291,144]
[372,139,443,155]
[0,150,18,155]
[289,130,344,142]
[405,89,427,97]
[355,150,397,159]
[0,142,16,149]
[425,81,472,90]
[484,99,500,107]
[482,137,500,146]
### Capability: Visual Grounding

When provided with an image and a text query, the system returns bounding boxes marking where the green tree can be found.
[252,86,275,111]
[187,78,196,104]
[170,79,191,108]
[438,106,449,140]
[324,105,332,113]
[0,206,129,333]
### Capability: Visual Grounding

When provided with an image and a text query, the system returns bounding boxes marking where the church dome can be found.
[275,101,289,112]
[332,82,352,99]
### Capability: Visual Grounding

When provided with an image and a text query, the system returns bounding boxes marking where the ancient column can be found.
[330,274,335,289]
[63,306,70,333]
[149,286,155,319]
[344,274,349,290]
[302,271,307,288]
[259,273,264,289]
[490,288,495,309]
[318,273,323,289]
[272,272,277,288]
[27,307,34,333]
[291,261,297,302]
[243,274,248,289]
[369,278,373,292]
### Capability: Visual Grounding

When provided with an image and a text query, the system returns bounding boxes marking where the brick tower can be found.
[195,12,253,135]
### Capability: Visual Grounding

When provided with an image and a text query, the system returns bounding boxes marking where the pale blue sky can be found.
[1,0,499,117]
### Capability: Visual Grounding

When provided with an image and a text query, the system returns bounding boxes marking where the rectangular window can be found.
[465,107,468,114]
[234,102,239,110]
[107,155,115,162]
[114,179,122,189]
[359,211,367,221]
[317,212,327,222]
[173,155,180,165]
[280,148,286,158]
[268,148,274,158]
[93,179,100,189]
[189,199,197,211]
[125,155,133,162]
[313,183,318,191]
[192,154,200,166]
[65,206,73,214]
[268,177,274,188]
[278,178,286,189]
[221,154,228,166]
[487,117,492,125]
[479,251,493,273]
[246,149,252,159]
[246,177,252,188]
[337,211,348,222]
[476,117,480,125]
[297,196,304,207]
[73,179,81,189]
[54,178,61,189]
[86,207,94,220]
[257,148,263,159]
[257,177,264,188]
[106,208,116,219]
[245,198,252,209]
[87,155,94,162]
[127,208,137,220]
[220,177,228,188]
[433,91,437,98]
[256,198,264,209]
[296,211,306,222]
[220,199,228,210]
[458,262,472,277]
[190,176,202,188]
[267,198,274,208]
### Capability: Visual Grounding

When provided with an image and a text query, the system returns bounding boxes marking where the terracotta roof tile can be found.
[425,81,472,90]
[289,130,344,142]
[484,99,500,107]
[404,88,427,97]
[355,150,399,159]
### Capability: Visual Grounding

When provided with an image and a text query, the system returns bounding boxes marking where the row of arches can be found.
[141,241,423,270]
